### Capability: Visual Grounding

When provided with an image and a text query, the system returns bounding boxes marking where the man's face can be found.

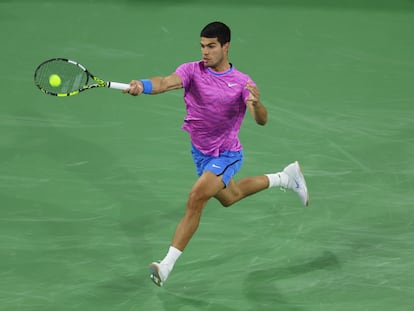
[200,37,229,69]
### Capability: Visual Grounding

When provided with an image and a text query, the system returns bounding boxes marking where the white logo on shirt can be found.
[227,83,238,87]
[212,164,221,169]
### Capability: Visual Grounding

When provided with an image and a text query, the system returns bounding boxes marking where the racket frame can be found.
[34,58,129,97]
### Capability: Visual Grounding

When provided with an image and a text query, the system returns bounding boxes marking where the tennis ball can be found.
[49,74,61,87]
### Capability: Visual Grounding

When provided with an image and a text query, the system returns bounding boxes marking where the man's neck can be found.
[209,61,231,73]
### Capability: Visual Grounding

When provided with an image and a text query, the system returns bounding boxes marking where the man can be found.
[124,21,309,287]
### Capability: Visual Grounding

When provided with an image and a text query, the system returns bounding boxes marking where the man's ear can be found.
[223,42,230,53]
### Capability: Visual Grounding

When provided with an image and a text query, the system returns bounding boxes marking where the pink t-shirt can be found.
[175,61,254,157]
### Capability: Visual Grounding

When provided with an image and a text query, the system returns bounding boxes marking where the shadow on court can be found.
[243,251,340,311]
[156,291,239,311]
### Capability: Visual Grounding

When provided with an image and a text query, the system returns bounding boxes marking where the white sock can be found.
[160,246,182,271]
[265,172,288,188]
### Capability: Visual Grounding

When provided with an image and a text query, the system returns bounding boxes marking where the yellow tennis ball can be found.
[49,74,61,87]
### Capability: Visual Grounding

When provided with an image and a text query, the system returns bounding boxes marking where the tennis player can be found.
[124,21,309,287]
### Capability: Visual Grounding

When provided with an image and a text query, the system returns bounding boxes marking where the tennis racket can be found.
[34,58,130,97]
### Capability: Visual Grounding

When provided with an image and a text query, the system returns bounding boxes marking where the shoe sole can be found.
[149,263,163,287]
[295,161,310,206]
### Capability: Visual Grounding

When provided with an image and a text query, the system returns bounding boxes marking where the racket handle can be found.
[108,81,130,90]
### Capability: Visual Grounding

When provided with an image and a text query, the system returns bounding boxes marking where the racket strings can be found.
[35,60,88,94]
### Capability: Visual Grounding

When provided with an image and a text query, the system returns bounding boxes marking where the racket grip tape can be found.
[108,82,130,90]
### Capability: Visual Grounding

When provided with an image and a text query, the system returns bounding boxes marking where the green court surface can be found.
[1,0,414,310]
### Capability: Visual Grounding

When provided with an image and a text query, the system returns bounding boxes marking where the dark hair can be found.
[200,21,231,46]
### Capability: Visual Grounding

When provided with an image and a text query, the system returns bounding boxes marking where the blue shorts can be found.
[191,143,244,187]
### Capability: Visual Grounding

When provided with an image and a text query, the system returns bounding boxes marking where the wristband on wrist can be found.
[140,79,153,94]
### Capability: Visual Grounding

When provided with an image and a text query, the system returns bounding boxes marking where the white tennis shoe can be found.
[149,262,170,287]
[283,161,309,206]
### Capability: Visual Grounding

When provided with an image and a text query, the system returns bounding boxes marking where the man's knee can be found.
[187,189,210,211]
[215,189,241,207]
[219,199,234,208]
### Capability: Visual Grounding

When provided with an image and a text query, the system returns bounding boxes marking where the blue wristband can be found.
[140,79,153,94]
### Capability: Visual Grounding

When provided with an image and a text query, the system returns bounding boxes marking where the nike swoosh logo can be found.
[212,164,221,169]
[227,83,237,87]
[294,180,300,189]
